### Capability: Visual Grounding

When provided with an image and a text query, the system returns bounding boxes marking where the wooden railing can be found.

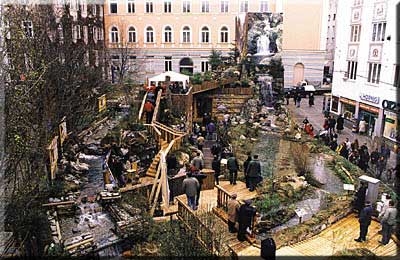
[176,197,214,252]
[137,91,148,122]
[192,82,219,94]
[216,185,231,212]
[152,91,162,123]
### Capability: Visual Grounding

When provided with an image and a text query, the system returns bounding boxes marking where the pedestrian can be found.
[379,200,397,245]
[296,93,301,108]
[323,117,329,131]
[381,144,391,169]
[211,142,221,157]
[191,152,204,171]
[376,156,385,179]
[206,121,216,140]
[336,114,344,133]
[261,231,276,260]
[345,138,352,151]
[144,100,155,124]
[358,144,370,172]
[212,155,221,186]
[197,134,205,151]
[336,141,349,159]
[354,182,368,213]
[243,153,252,189]
[354,201,373,242]
[351,139,359,151]
[192,171,207,207]
[308,93,314,107]
[328,116,336,135]
[329,138,338,151]
[378,194,392,233]
[358,118,367,135]
[307,124,315,138]
[227,154,239,185]
[349,150,360,166]
[237,199,257,242]
[303,117,309,127]
[247,155,262,192]
[182,172,200,210]
[285,92,290,105]
[227,193,240,233]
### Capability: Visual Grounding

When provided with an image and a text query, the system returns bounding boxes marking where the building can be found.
[325,0,338,77]
[330,0,398,143]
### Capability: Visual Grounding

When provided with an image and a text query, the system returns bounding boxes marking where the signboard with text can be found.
[383,111,399,142]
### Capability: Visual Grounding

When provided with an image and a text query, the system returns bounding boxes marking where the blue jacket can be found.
[359,205,373,226]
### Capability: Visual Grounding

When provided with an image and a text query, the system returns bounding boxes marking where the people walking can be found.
[261,231,276,260]
[328,116,336,135]
[227,154,239,185]
[191,152,204,171]
[336,114,344,133]
[354,182,368,213]
[296,93,302,108]
[381,144,391,169]
[243,153,252,189]
[211,155,221,186]
[144,100,155,124]
[182,172,200,210]
[376,156,386,179]
[308,93,314,107]
[192,171,207,207]
[247,155,262,192]
[358,118,367,135]
[237,199,257,242]
[197,134,205,151]
[354,201,373,242]
[227,193,240,233]
[379,200,397,245]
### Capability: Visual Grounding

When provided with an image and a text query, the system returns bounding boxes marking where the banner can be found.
[48,136,59,180]
[383,111,399,143]
[59,121,67,146]
[98,94,107,113]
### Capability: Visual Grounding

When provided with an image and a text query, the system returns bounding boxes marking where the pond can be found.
[253,133,280,178]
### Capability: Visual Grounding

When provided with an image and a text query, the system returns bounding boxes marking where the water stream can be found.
[253,134,280,178]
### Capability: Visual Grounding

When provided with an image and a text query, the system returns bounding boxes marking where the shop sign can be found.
[382,100,400,113]
[359,93,379,104]
[359,103,379,114]
[383,111,399,142]
[339,97,356,106]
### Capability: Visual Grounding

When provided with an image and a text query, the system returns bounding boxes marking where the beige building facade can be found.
[104,0,328,85]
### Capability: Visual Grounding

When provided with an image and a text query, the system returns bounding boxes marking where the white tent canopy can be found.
[148,71,190,89]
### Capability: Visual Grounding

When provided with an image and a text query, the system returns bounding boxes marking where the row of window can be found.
[349,22,386,43]
[346,61,397,86]
[110,0,268,14]
[109,25,229,44]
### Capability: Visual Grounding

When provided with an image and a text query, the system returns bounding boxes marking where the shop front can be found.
[358,103,379,136]
[339,97,356,120]
[382,99,400,144]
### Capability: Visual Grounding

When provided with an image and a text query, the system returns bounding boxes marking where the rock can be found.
[320,224,327,231]
[72,227,80,234]
[50,225,57,232]
[239,135,247,140]
[295,132,301,140]
[88,222,97,229]
[81,195,88,203]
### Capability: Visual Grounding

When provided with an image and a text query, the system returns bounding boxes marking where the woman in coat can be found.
[336,114,344,133]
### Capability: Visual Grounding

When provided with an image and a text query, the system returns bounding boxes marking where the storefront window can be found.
[331,96,339,112]
[342,103,355,119]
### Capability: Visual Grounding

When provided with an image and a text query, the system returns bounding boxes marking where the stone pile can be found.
[107,204,144,237]
[47,210,62,244]
[63,233,95,256]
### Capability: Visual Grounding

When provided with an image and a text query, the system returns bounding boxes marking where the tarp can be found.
[149,71,190,89]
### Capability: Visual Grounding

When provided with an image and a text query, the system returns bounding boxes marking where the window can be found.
[146,1,153,13]
[372,22,386,42]
[201,1,209,13]
[165,56,172,71]
[201,61,209,72]
[146,26,154,43]
[72,25,81,41]
[98,27,104,40]
[92,5,97,16]
[260,1,268,12]
[110,0,117,13]
[182,1,191,13]
[110,26,118,43]
[394,65,400,87]
[164,0,171,13]
[220,26,228,43]
[240,1,248,12]
[221,0,229,13]
[128,27,136,42]
[201,26,210,43]
[83,25,88,43]
[164,26,172,42]
[350,24,361,42]
[182,26,191,43]
[23,21,33,37]
[127,0,135,13]
[346,61,358,80]
[367,62,381,84]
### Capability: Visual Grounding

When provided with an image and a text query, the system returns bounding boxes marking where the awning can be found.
[149,71,190,88]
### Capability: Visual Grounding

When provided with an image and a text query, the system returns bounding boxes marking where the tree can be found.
[208,49,223,72]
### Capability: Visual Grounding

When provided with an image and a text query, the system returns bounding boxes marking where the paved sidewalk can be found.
[287,95,397,177]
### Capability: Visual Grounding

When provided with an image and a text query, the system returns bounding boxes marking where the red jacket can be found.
[144,102,154,112]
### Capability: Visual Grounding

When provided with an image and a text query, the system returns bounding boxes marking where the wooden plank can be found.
[42,201,75,207]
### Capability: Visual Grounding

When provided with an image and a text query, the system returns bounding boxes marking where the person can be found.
[227,154,239,185]
[197,134,205,151]
[354,182,367,213]
[322,96,326,112]
[336,114,344,133]
[378,194,392,234]
[308,93,314,107]
[351,139,359,151]
[358,144,370,172]
[336,141,349,159]
[303,117,309,127]
[370,147,380,171]
[191,152,204,171]
[192,171,207,207]
[381,144,391,169]
[182,172,200,210]
[212,155,221,185]
[379,200,397,245]
[323,117,329,131]
[211,142,221,157]
[227,193,240,233]
[237,199,257,242]
[307,124,315,138]
[349,149,360,166]
[355,201,373,242]
[296,93,301,108]
[243,153,252,188]
[358,118,367,135]
[285,92,290,105]
[329,138,338,151]
[144,100,154,124]
[328,116,336,135]
[247,155,262,191]
[376,156,385,179]
[261,231,276,260]
[206,121,216,140]
[345,138,352,151]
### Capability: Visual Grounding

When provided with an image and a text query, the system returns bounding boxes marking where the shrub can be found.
[191,72,203,85]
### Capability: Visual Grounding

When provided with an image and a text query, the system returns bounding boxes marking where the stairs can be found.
[146,140,169,177]
[203,140,216,169]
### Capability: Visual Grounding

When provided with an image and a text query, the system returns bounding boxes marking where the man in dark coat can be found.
[308,93,314,107]
[336,114,344,133]
[261,232,276,260]
[211,155,221,185]
[354,182,368,213]
[192,171,207,207]
[247,155,262,191]
[237,199,257,242]
[355,201,373,242]
[328,116,336,135]
[227,154,239,185]
[243,153,252,188]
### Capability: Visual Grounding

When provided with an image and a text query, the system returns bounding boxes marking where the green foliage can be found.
[255,193,281,213]
[209,49,223,71]
[191,72,203,85]
[203,71,212,81]
[181,69,193,76]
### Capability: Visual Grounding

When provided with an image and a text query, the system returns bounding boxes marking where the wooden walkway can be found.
[276,213,399,257]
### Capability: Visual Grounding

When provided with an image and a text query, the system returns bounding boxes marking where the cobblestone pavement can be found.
[287,95,397,182]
